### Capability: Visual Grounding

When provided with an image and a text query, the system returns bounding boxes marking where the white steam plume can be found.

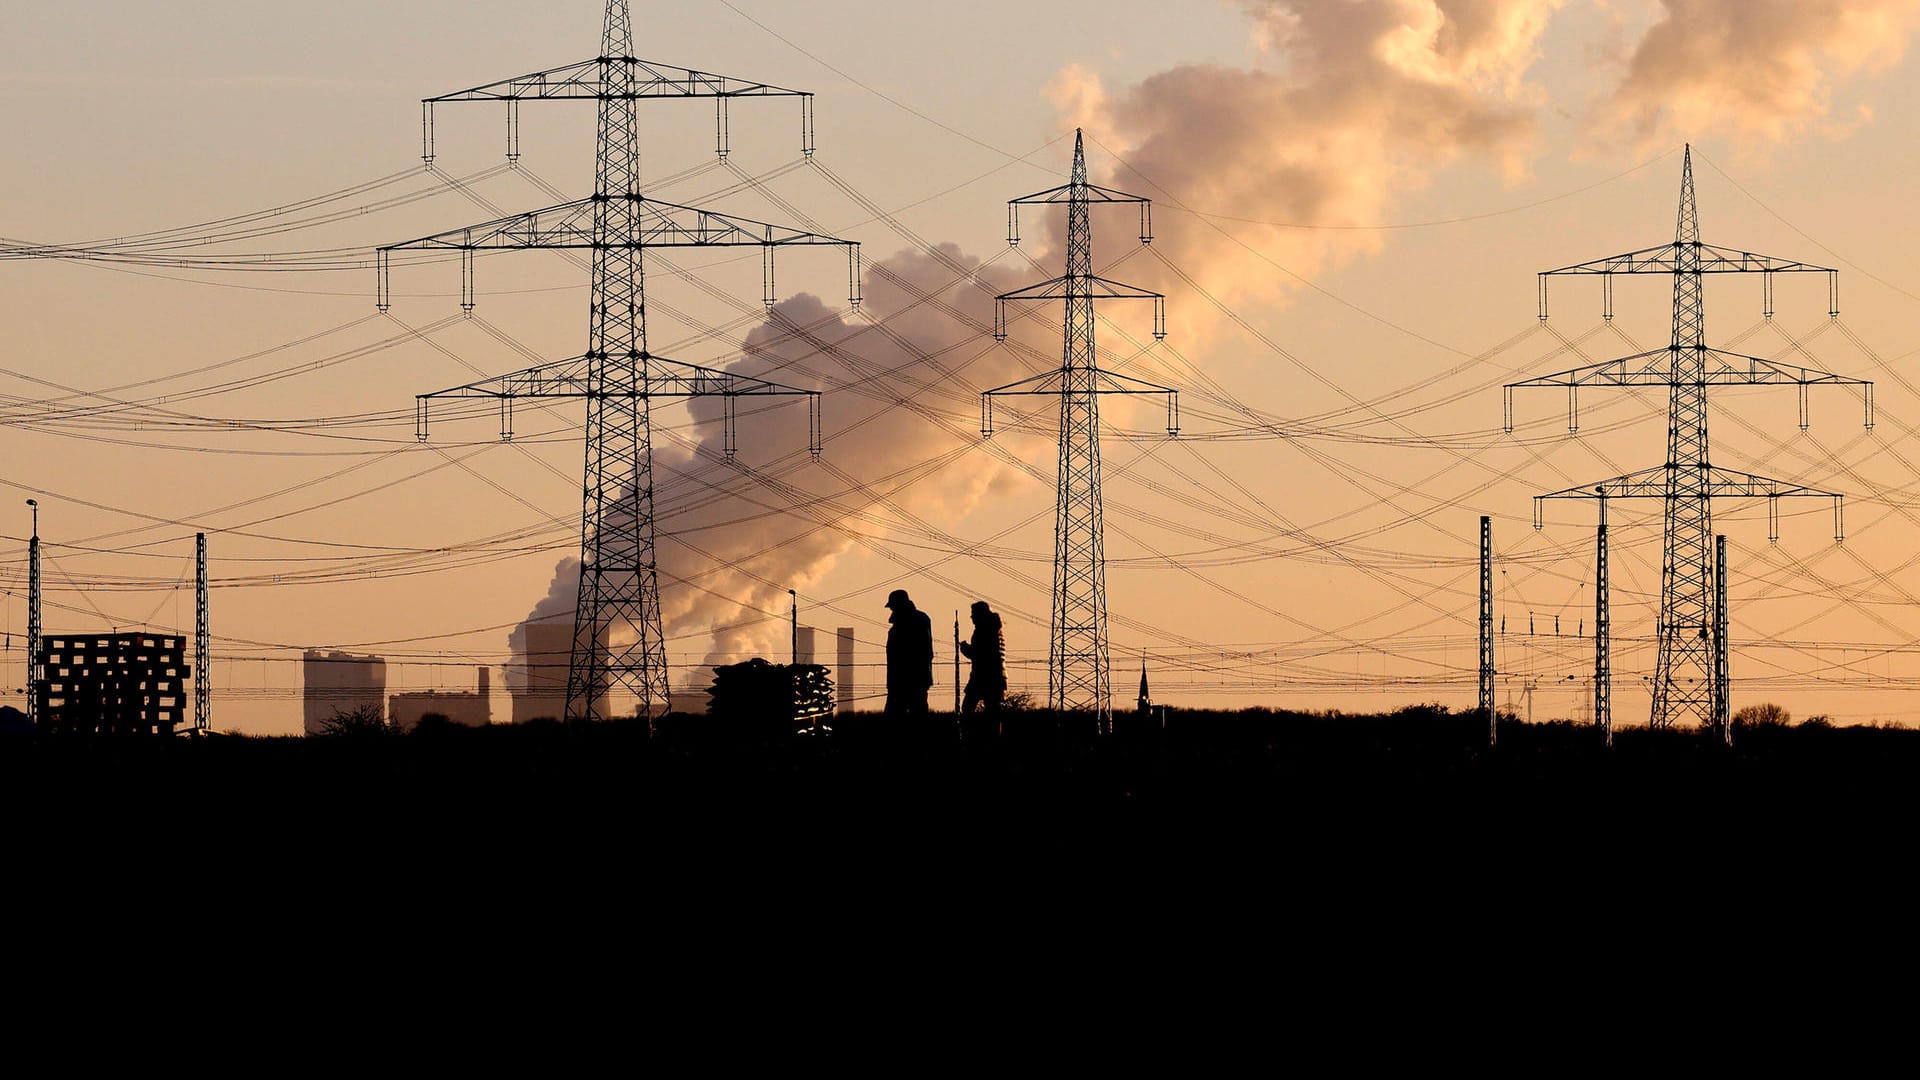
[652,243,1051,672]
[1046,0,1561,337]
[1595,0,1920,150]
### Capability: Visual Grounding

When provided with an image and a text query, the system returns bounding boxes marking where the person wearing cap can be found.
[959,600,1006,732]
[883,589,934,719]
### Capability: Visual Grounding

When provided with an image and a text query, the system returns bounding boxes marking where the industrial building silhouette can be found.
[37,633,191,736]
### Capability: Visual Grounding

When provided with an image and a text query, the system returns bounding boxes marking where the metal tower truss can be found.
[381,0,858,722]
[419,59,817,166]
[196,532,209,734]
[26,514,40,729]
[1594,492,1611,746]
[982,131,1179,728]
[375,199,861,314]
[1509,147,1872,732]
[1478,515,1495,745]
[415,354,824,458]
[1714,533,1730,742]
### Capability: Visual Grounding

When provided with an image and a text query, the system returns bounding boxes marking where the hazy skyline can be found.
[8,0,1920,732]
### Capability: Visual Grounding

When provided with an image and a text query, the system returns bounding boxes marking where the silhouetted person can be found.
[884,589,933,720]
[959,601,1006,739]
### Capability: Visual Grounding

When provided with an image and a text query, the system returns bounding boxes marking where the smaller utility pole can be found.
[1714,534,1730,745]
[26,499,39,729]
[196,532,209,734]
[1479,515,1495,746]
[789,590,798,666]
[1595,488,1612,747]
[953,611,962,715]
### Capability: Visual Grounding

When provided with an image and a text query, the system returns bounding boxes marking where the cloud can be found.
[1041,1,1561,338]
[1597,0,1920,150]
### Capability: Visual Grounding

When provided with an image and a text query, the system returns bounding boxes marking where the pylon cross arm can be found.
[1699,349,1871,389]
[983,369,1176,398]
[417,353,816,401]
[1009,181,1151,206]
[427,57,808,102]
[1541,243,1836,277]
[379,196,859,312]
[981,370,1179,437]
[415,353,821,456]
[380,196,854,252]
[1513,348,1869,389]
[992,275,1167,341]
[1505,347,1873,432]
[1533,467,1845,540]
[1505,349,1665,390]
[995,274,1163,303]
[1537,467,1840,502]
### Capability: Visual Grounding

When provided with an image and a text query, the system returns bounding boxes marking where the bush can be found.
[316,704,395,738]
[1732,703,1791,729]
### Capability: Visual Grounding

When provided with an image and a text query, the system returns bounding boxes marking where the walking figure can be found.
[884,589,933,719]
[960,601,1006,726]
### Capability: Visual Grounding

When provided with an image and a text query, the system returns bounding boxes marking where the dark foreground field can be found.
[5,706,1912,864]
[9,703,1916,974]
[11,706,1891,1035]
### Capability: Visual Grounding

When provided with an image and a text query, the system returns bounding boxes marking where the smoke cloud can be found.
[651,243,1043,673]
[503,244,1056,691]
[1046,0,1561,335]
[1596,0,1920,149]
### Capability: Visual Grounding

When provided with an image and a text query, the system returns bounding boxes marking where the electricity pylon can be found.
[1509,146,1872,736]
[378,0,858,720]
[981,131,1178,729]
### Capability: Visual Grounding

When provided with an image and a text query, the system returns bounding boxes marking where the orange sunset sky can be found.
[7,0,1920,733]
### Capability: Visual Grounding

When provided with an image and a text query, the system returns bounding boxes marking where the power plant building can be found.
[511,621,608,723]
[37,633,191,736]
[390,666,491,730]
[302,650,387,735]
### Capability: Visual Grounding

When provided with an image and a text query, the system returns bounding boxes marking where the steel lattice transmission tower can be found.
[982,131,1178,728]
[378,0,858,720]
[1509,147,1872,736]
